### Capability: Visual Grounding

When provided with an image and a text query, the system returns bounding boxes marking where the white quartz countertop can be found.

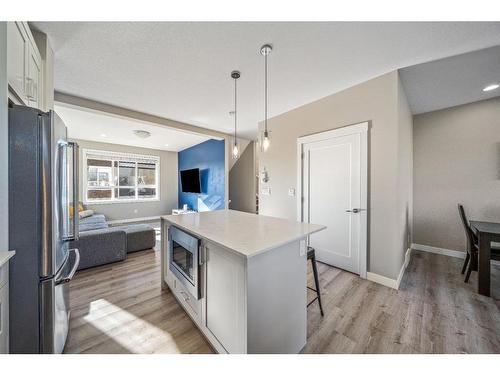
[0,251,15,267]
[161,210,326,258]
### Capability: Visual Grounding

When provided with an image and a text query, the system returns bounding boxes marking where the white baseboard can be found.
[367,248,411,290]
[411,243,466,259]
[108,215,161,225]
[396,247,412,287]
[367,272,399,289]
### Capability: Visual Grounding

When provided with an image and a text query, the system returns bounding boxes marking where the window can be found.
[83,149,160,204]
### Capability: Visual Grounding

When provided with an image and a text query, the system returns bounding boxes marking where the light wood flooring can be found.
[65,246,500,354]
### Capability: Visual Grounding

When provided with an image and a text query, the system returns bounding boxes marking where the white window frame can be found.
[83,148,160,205]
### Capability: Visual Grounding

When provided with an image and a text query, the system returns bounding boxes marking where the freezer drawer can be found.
[40,248,79,354]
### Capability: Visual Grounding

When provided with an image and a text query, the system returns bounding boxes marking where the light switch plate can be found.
[261,187,271,196]
[288,188,295,197]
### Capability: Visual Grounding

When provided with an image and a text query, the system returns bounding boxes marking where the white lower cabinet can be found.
[204,243,246,354]
[0,264,9,354]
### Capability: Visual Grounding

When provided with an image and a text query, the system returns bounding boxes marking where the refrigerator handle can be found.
[68,141,80,241]
[55,248,80,285]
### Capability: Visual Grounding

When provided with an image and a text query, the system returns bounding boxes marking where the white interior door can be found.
[299,123,367,276]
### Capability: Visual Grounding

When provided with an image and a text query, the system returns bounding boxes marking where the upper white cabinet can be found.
[7,22,44,110]
[26,40,42,109]
[7,22,28,103]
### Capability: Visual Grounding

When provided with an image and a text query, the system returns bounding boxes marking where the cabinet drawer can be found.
[172,277,202,321]
[0,263,8,290]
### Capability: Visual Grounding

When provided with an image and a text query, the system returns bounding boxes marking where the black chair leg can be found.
[464,254,474,283]
[461,252,470,274]
[311,255,324,316]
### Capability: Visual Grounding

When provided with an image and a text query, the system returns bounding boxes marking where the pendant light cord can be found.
[264,52,268,133]
[234,77,237,146]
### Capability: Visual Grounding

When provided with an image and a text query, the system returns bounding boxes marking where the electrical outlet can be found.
[133,209,138,214]
[288,188,295,197]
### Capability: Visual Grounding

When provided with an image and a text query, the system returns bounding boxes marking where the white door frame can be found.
[297,122,368,279]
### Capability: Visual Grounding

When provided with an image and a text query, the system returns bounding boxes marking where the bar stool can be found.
[307,246,324,316]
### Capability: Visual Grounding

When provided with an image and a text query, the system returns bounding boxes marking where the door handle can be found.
[55,249,80,285]
[69,142,80,240]
[346,208,365,213]
[60,141,80,242]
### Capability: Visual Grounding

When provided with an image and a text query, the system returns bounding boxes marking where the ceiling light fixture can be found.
[483,84,499,92]
[260,44,272,152]
[100,133,107,137]
[231,70,240,159]
[164,143,169,147]
[133,129,151,138]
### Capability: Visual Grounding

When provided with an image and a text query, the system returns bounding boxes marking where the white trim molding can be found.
[296,121,369,279]
[411,243,466,259]
[367,248,412,290]
[367,272,399,290]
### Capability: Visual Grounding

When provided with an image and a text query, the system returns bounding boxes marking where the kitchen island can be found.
[160,210,325,354]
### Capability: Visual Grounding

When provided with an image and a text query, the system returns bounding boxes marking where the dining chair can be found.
[458,204,500,283]
[458,204,477,282]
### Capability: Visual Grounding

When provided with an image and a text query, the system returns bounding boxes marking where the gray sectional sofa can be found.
[71,214,156,270]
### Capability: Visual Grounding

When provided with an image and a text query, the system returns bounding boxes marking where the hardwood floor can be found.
[65,246,500,354]
[65,249,213,354]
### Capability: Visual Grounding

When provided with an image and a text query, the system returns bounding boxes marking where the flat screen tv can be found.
[180,168,201,193]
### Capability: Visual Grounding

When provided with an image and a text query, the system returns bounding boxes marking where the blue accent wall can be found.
[178,139,225,211]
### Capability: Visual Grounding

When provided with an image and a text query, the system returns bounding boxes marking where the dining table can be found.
[469,220,500,297]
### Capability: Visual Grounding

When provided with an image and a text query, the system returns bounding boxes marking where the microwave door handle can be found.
[56,248,80,285]
[68,142,80,241]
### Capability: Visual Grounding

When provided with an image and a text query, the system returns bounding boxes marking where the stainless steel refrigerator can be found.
[8,104,80,354]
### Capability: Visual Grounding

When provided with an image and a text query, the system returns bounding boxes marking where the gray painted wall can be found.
[229,141,256,213]
[413,96,500,252]
[257,71,412,280]
[72,139,179,221]
[0,23,8,251]
[396,74,414,271]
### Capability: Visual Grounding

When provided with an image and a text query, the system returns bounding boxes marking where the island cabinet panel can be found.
[204,242,246,354]
[246,240,307,354]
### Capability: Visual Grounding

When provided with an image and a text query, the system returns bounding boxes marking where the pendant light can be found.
[260,44,272,152]
[231,70,240,159]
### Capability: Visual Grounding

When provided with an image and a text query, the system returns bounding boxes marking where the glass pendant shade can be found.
[262,131,270,152]
[232,143,239,159]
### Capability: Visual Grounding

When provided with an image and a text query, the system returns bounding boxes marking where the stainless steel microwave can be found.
[168,226,201,299]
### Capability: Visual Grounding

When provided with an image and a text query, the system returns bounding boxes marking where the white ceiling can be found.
[55,102,212,152]
[400,45,500,114]
[33,22,500,139]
